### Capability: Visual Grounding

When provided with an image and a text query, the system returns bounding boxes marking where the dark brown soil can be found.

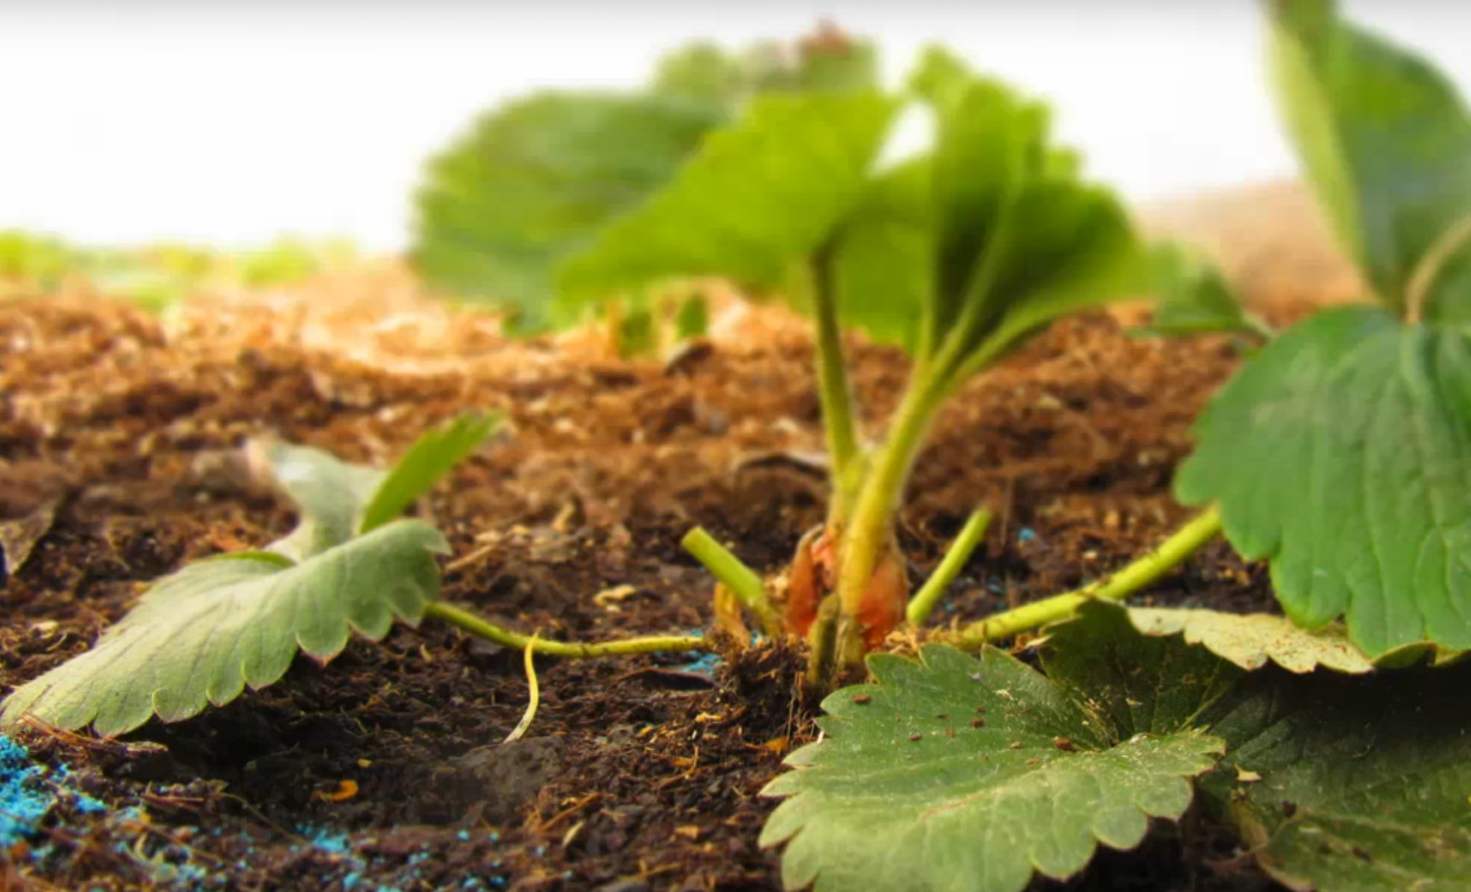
[0,264,1306,891]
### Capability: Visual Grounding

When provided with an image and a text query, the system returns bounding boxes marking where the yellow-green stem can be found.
[946,505,1223,647]
[680,527,779,632]
[425,602,706,657]
[835,370,952,617]
[810,248,861,486]
[905,506,993,626]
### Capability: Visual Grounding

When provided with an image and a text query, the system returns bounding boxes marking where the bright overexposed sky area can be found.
[3,1,1469,251]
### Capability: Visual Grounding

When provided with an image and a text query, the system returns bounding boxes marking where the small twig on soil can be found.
[905,505,993,626]
[945,505,1223,647]
[424,602,706,658]
[503,635,541,744]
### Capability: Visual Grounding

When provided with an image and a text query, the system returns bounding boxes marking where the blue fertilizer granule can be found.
[0,734,51,847]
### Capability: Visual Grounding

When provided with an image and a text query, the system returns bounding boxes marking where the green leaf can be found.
[0,521,446,736]
[1202,660,1471,891]
[412,92,724,332]
[358,411,500,534]
[907,49,1146,373]
[1054,601,1471,890]
[1038,600,1245,736]
[1123,606,1374,674]
[652,32,878,107]
[1141,243,1261,338]
[829,159,931,351]
[759,644,1223,892]
[788,33,879,94]
[559,91,899,301]
[1176,306,1471,656]
[651,42,748,109]
[0,416,493,736]
[1270,0,1471,321]
[673,292,709,340]
[970,178,1145,365]
[266,412,499,558]
[262,440,385,561]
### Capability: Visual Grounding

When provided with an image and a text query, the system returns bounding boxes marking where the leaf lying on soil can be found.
[1176,306,1471,658]
[1060,602,1471,891]
[765,602,1471,891]
[1,413,497,736]
[759,644,1223,892]
[0,524,445,737]
[1121,606,1374,674]
[1202,658,1471,891]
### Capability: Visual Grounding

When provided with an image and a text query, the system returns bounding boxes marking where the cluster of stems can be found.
[426,250,1240,686]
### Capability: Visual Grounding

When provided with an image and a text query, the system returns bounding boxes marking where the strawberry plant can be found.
[557,47,1146,683]
[758,4,1471,888]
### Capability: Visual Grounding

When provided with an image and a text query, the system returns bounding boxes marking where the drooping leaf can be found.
[1141,243,1262,338]
[912,48,1049,348]
[559,91,899,302]
[1123,605,1374,674]
[1176,306,1471,657]
[1200,659,1471,891]
[413,92,725,332]
[759,644,1223,892]
[1270,0,1471,322]
[0,414,495,736]
[970,178,1145,366]
[0,522,445,736]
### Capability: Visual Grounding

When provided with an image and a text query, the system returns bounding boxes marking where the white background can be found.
[2,1,1468,250]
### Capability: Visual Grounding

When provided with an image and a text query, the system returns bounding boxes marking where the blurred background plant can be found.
[0,231,358,311]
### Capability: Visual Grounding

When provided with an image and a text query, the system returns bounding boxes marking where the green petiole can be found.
[905,505,993,626]
[945,505,1223,648]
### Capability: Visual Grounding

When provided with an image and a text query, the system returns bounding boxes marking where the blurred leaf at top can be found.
[412,25,879,334]
[1270,0,1471,323]
[559,90,898,302]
